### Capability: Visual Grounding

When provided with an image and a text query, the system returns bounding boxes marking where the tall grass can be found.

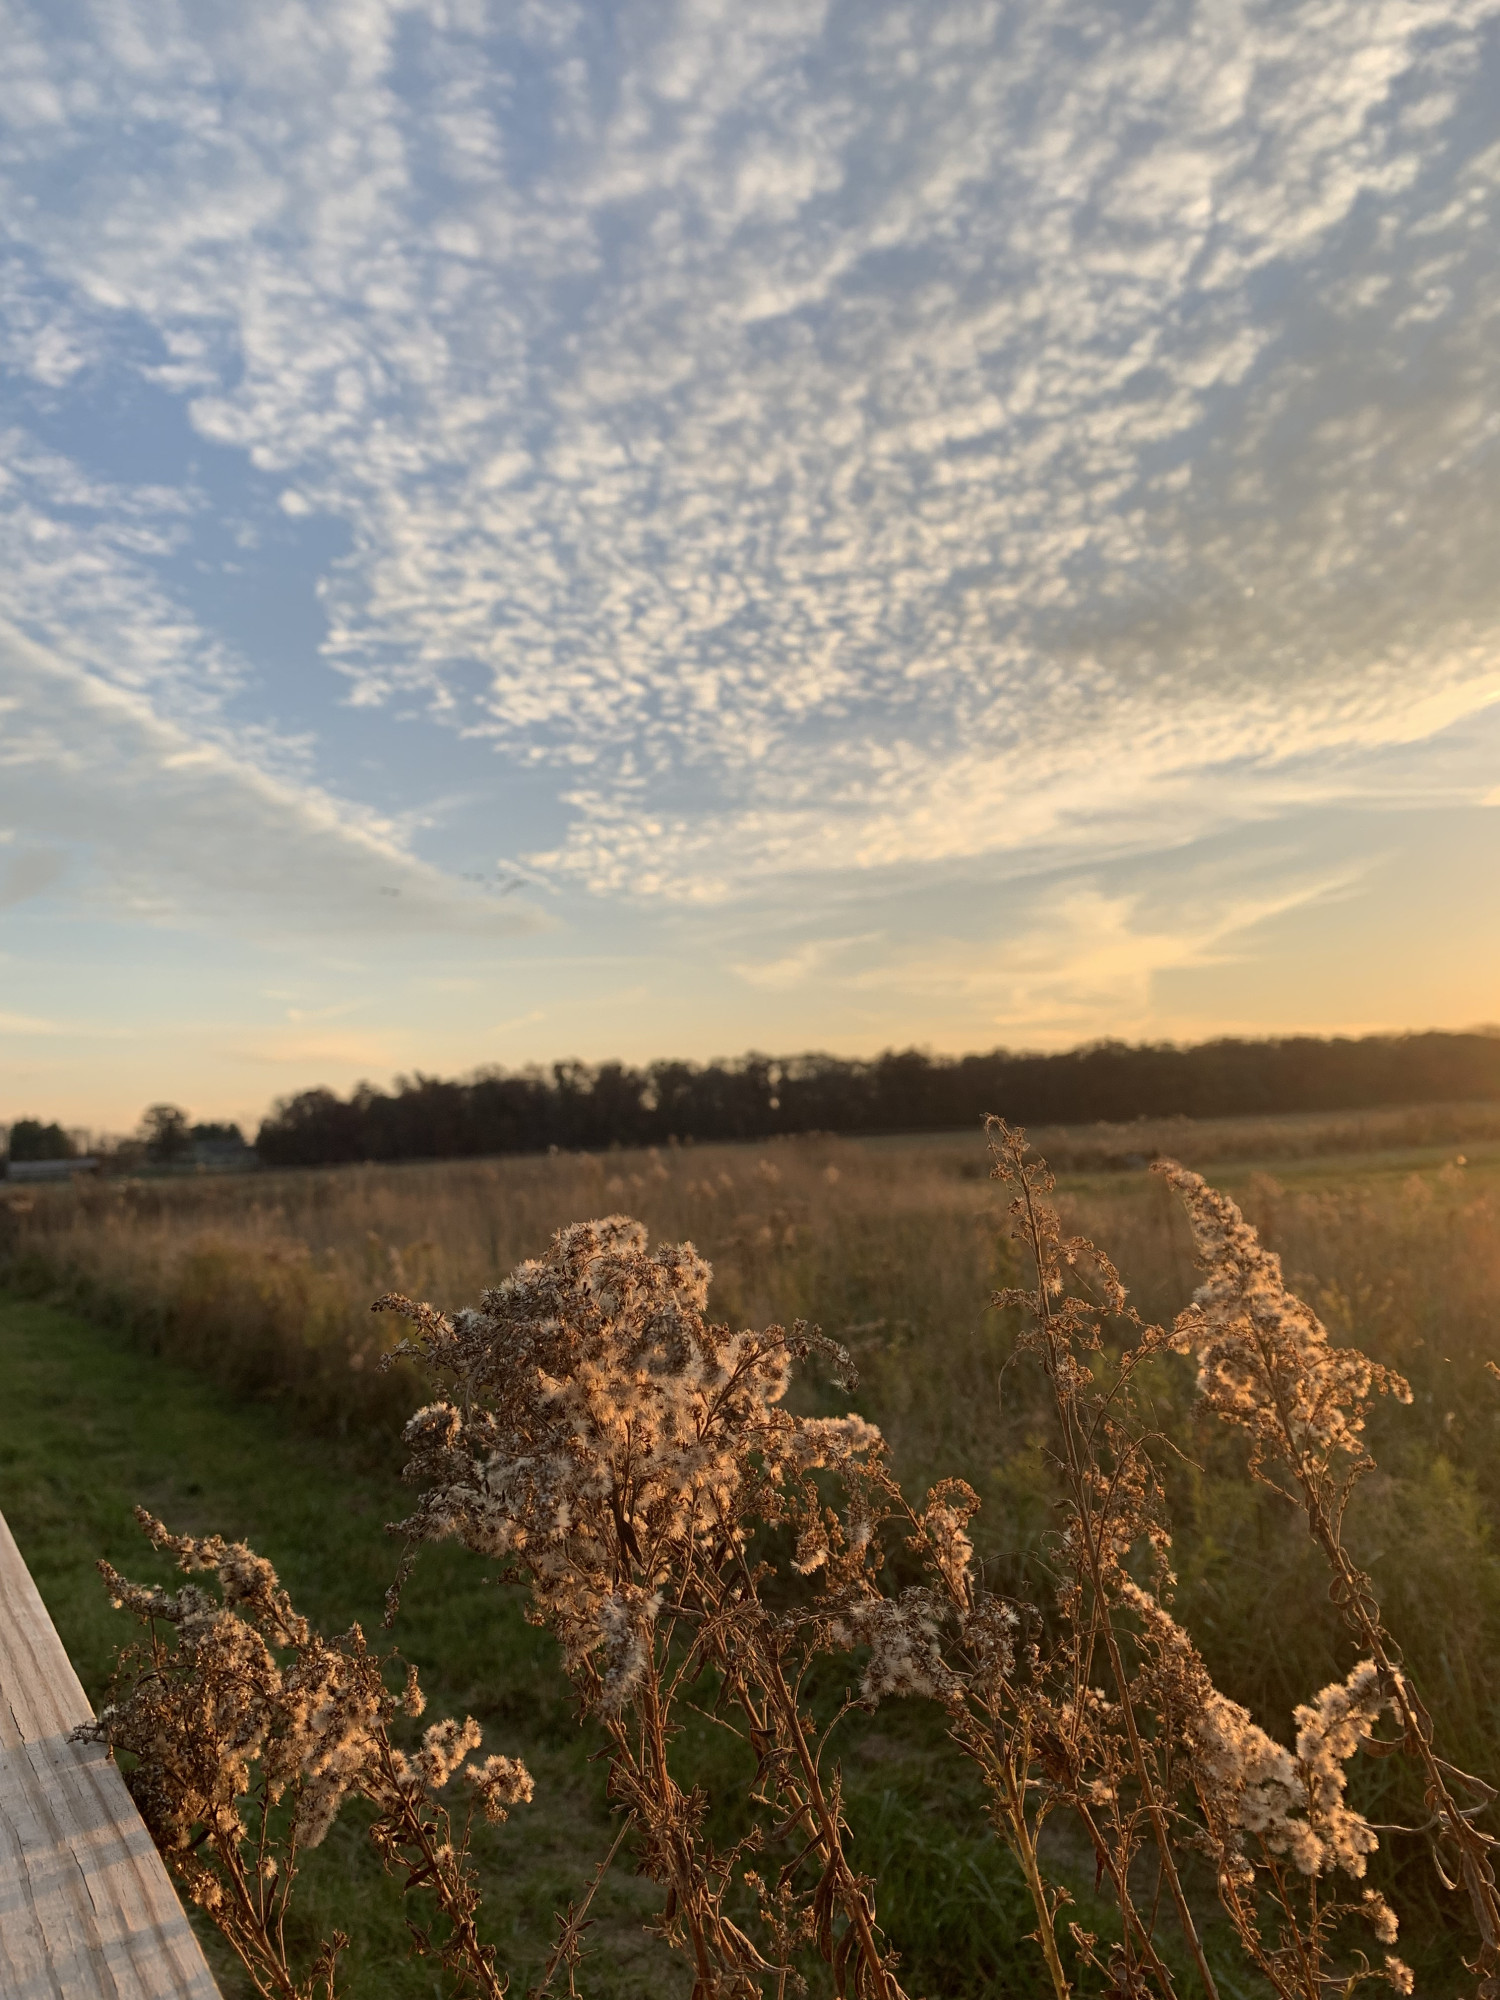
[7,1111,1496,1472]
[8,1110,1500,1990]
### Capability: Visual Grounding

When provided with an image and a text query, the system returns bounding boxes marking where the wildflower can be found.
[791,1520,832,1574]
[1158,1159,1500,1980]
[1362,1889,1399,1946]
[594,1585,662,1713]
[463,1755,535,1823]
[383,1218,908,2000]
[1156,1163,1410,1480]
[1292,1661,1387,1879]
[1194,1690,1322,1875]
[841,1591,958,1706]
[914,1479,979,1603]
[81,1512,530,2000]
[402,1662,426,1718]
[959,1593,1020,1692]
[1117,1575,1385,1882]
[382,1217,886,1708]
[409,1716,484,1792]
[784,1412,884,1472]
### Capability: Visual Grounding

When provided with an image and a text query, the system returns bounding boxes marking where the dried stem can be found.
[529,1817,634,2000]
[79,1510,530,2000]
[1002,1128,1220,1999]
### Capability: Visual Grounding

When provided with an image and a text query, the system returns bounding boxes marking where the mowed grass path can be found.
[0,1289,677,2000]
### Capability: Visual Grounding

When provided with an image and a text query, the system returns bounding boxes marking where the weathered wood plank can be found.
[0,1509,223,1999]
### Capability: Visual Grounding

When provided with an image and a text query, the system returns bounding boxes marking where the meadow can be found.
[5,1102,1500,1996]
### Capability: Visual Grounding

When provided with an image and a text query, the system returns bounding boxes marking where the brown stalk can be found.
[528,1817,634,2000]
[1008,1145,1221,2000]
[366,1740,509,2000]
[759,1647,906,2000]
[82,1518,525,2000]
[1264,1345,1500,1992]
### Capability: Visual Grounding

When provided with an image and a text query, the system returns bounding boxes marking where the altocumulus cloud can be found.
[0,620,540,935]
[1,0,1499,952]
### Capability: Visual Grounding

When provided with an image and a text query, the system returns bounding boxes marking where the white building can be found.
[5,1157,100,1183]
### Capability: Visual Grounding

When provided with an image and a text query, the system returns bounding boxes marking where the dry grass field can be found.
[6,1098,1500,1454]
[6,1100,1500,1993]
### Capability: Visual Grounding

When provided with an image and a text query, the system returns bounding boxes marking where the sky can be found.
[3,0,1500,1137]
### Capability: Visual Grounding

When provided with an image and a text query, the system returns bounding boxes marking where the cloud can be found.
[732,933,880,989]
[535,672,1500,900]
[0,619,544,936]
[0,1010,62,1035]
[226,1030,400,1067]
[489,1007,546,1032]
[1,0,1498,945]
[0,428,238,725]
[836,863,1375,1046]
[0,845,66,908]
[897,897,1223,1045]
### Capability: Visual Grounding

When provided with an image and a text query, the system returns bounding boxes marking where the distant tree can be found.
[246,1031,1500,1170]
[6,1117,76,1161]
[190,1121,246,1147]
[255,1088,368,1167]
[140,1103,192,1165]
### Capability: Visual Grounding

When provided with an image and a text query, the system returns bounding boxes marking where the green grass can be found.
[0,1287,1209,1999]
[1,1288,1132,1999]
[0,1289,674,1999]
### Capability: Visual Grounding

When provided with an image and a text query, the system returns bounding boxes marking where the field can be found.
[5,1102,1500,1995]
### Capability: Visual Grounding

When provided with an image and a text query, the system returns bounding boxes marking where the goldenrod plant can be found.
[82,1126,1500,1996]
[79,1511,530,2000]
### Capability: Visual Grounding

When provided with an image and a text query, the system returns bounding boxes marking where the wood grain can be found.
[0,1508,223,1999]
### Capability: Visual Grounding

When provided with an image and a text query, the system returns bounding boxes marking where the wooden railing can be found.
[0,1509,223,1998]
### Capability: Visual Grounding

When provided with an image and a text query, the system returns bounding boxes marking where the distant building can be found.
[190,1134,258,1172]
[5,1157,100,1183]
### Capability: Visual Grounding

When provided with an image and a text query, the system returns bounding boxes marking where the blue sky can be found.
[4,0,1500,1135]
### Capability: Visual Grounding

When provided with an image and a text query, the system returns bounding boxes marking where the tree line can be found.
[252,1030,1500,1166]
[2,1108,247,1166]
